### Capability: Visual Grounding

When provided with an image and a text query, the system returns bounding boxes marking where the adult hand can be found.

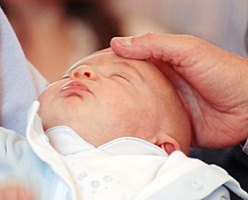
[110,33,248,148]
[0,184,34,200]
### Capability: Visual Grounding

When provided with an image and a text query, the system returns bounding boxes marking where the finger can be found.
[111,33,248,101]
[110,33,216,85]
[110,33,199,65]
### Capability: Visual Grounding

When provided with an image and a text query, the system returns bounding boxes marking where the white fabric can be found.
[0,7,47,136]
[46,126,96,155]
[25,101,248,200]
[46,126,167,156]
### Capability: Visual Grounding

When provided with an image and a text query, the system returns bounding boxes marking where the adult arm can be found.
[0,8,48,136]
[111,33,248,148]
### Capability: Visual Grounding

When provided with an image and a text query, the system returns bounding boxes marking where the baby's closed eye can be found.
[110,73,129,81]
[108,72,136,87]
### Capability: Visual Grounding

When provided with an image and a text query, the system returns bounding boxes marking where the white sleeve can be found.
[0,8,48,136]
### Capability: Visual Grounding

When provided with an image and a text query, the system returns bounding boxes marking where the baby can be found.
[38,49,191,155]
[0,50,247,200]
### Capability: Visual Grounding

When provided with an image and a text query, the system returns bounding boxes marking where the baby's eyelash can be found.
[110,73,135,87]
[115,74,127,79]
[110,73,129,81]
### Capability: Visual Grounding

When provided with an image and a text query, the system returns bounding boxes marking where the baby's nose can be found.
[71,65,98,80]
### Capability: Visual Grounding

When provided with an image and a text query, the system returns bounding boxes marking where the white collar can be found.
[46,126,168,157]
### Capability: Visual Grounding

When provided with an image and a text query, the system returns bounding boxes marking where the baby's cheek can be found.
[37,90,49,104]
[37,103,53,131]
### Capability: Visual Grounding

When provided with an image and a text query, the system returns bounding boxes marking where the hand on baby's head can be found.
[38,50,191,154]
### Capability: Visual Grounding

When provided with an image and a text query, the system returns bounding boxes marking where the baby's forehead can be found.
[71,52,119,67]
[64,51,162,82]
[68,52,149,71]
[78,51,132,65]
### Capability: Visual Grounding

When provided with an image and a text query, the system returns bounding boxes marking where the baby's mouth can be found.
[61,81,92,94]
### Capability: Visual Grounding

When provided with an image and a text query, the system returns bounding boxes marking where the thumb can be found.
[110,33,210,89]
[110,33,198,65]
[111,33,248,105]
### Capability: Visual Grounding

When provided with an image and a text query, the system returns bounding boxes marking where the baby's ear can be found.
[159,133,181,155]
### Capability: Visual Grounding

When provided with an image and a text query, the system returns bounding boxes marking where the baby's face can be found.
[38,50,190,149]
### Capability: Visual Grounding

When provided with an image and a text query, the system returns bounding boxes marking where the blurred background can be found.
[1,0,248,82]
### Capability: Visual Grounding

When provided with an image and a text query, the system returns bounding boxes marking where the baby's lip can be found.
[61,80,92,94]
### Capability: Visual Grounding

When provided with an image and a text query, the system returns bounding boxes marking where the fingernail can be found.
[114,37,132,47]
